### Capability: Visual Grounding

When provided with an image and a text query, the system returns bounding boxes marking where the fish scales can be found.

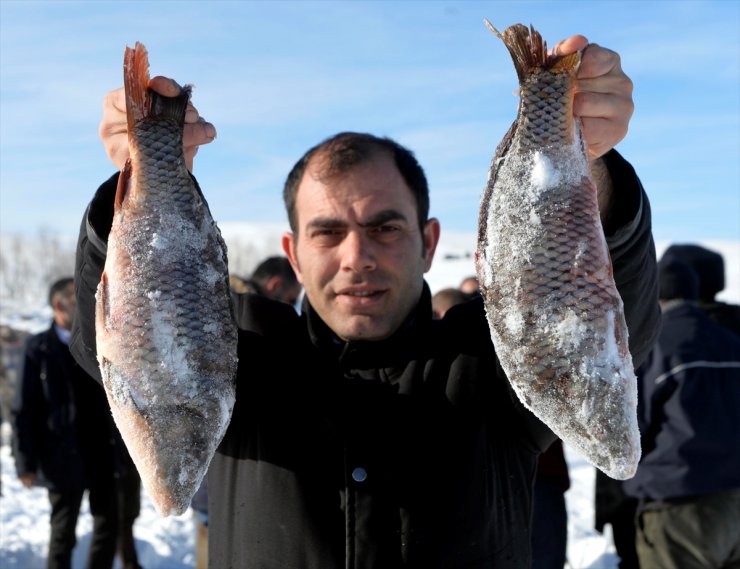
[476,23,640,479]
[96,42,237,515]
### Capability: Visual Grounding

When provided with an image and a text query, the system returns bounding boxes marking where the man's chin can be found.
[333,318,393,343]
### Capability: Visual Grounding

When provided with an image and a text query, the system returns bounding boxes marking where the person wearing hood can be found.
[624,257,740,569]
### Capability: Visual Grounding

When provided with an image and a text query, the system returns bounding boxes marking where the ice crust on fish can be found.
[476,23,640,479]
[95,43,237,515]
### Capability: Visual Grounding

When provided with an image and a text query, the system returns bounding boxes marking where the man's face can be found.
[283,152,439,342]
[53,282,76,330]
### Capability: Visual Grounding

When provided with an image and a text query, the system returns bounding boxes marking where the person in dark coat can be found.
[624,257,740,569]
[247,255,302,306]
[12,278,125,569]
[71,35,661,568]
[660,243,740,336]
[595,244,740,569]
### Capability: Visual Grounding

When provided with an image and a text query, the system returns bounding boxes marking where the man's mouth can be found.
[336,287,387,303]
[344,290,379,297]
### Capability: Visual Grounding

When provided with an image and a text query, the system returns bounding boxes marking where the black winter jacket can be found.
[71,150,660,568]
[12,323,116,492]
[624,301,740,504]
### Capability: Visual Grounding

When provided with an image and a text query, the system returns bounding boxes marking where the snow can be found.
[0,425,196,569]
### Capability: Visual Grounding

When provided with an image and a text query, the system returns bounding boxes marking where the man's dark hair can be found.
[251,256,297,289]
[283,132,430,234]
[48,277,74,306]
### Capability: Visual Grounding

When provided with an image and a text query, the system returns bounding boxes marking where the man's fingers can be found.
[103,88,126,113]
[581,117,628,160]
[574,91,634,123]
[577,73,633,96]
[551,34,588,57]
[578,43,622,80]
[184,119,217,147]
[149,75,183,97]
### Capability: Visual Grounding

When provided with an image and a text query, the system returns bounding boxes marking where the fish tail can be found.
[484,20,581,82]
[124,42,151,134]
[123,42,192,134]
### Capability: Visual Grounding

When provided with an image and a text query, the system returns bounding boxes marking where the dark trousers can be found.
[610,501,640,569]
[531,478,568,569]
[115,469,142,569]
[47,483,118,569]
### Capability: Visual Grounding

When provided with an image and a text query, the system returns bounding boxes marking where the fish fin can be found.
[115,159,132,213]
[124,42,151,135]
[485,21,581,81]
[550,51,582,73]
[123,42,192,130]
[96,271,110,331]
[477,118,517,248]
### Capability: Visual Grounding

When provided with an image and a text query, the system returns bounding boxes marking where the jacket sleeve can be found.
[69,173,119,384]
[602,150,661,369]
[11,337,43,476]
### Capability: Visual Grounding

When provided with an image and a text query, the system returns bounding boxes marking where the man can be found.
[458,276,480,298]
[12,278,140,569]
[243,255,302,306]
[624,257,740,569]
[431,287,468,319]
[72,35,660,568]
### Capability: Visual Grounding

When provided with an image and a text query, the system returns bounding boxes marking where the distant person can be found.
[531,440,570,569]
[245,255,302,305]
[228,274,252,294]
[11,278,141,569]
[0,325,23,429]
[624,257,740,569]
[660,243,740,336]
[431,287,467,319]
[459,275,480,300]
[594,469,640,569]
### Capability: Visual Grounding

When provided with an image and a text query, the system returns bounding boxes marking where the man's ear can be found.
[264,275,282,295]
[282,232,303,284]
[422,218,441,273]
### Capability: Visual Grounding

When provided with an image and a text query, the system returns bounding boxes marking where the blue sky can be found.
[1,0,738,244]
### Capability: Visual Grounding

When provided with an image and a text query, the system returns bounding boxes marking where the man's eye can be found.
[374,225,400,234]
[310,229,344,241]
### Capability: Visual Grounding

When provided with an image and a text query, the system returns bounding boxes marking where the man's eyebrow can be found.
[305,210,408,231]
[358,209,408,227]
[305,217,348,230]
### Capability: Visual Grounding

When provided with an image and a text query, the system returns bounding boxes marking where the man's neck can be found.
[54,322,72,345]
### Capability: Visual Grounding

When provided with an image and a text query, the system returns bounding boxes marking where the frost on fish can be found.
[95,42,237,515]
[476,23,640,479]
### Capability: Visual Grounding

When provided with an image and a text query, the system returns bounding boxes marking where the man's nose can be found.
[340,231,376,272]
